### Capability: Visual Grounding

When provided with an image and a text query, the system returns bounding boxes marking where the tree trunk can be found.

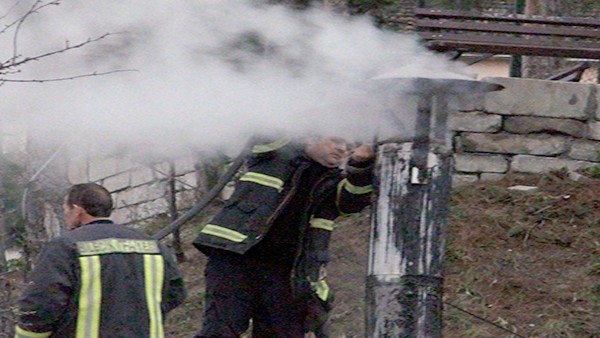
[167,161,186,263]
[0,158,13,337]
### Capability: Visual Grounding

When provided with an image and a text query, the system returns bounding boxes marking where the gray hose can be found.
[152,141,253,240]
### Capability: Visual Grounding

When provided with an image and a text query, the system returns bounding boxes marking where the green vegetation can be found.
[0,156,27,246]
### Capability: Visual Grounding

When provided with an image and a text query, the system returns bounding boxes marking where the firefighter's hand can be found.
[351,143,375,162]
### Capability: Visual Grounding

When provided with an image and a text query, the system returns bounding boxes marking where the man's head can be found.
[63,183,113,230]
[303,136,351,168]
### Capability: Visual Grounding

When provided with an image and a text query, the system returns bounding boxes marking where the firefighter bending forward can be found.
[193,135,375,338]
[15,183,187,338]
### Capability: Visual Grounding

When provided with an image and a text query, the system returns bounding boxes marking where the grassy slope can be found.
[165,171,600,338]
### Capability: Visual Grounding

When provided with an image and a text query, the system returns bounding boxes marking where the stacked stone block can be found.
[451,77,600,185]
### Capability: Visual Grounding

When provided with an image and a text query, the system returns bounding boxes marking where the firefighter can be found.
[15,183,186,338]
[192,135,375,338]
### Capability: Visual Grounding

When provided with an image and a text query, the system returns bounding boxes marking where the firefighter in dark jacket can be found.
[15,183,186,338]
[193,135,375,338]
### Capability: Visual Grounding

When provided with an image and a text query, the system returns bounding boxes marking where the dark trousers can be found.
[196,252,305,338]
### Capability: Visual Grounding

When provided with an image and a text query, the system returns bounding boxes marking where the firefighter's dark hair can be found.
[67,183,113,217]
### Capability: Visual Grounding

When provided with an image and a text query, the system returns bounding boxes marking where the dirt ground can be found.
[165,169,600,338]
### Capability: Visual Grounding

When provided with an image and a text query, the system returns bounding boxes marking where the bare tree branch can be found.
[1,32,115,73]
[8,1,61,60]
[0,69,138,84]
[1,2,125,85]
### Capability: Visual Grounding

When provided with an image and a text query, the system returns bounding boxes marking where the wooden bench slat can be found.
[414,8,600,59]
[414,8,600,28]
[424,40,600,59]
[418,32,600,49]
[415,18,600,39]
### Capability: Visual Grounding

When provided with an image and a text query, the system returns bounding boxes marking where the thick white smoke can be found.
[0,0,471,157]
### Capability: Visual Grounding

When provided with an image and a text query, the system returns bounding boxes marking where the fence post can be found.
[365,78,503,337]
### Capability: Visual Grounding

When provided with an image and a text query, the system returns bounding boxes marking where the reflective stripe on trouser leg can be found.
[14,326,52,338]
[309,218,334,231]
[77,256,101,338]
[144,254,165,338]
[311,280,331,302]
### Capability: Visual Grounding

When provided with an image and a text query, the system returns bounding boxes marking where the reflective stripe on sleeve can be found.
[239,172,284,192]
[144,255,165,338]
[339,178,373,195]
[310,280,331,302]
[14,326,52,338]
[200,224,248,243]
[251,138,290,154]
[77,256,101,338]
[309,218,334,231]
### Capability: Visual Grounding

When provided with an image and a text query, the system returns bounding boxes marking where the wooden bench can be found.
[413,8,600,60]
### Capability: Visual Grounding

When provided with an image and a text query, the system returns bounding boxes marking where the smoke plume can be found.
[0,0,471,157]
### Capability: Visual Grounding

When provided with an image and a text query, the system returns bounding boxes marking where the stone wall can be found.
[450,77,600,185]
[67,154,201,226]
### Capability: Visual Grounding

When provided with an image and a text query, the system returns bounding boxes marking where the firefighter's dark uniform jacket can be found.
[15,220,186,338]
[193,138,373,299]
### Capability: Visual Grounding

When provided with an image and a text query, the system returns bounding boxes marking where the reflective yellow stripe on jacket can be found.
[251,137,290,154]
[77,256,101,338]
[14,326,52,338]
[336,178,373,215]
[73,239,165,338]
[239,172,284,192]
[144,255,165,338]
[338,178,373,195]
[200,224,248,243]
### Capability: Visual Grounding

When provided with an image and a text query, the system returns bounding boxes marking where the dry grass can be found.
[443,172,600,338]
[5,170,597,337]
[162,171,600,337]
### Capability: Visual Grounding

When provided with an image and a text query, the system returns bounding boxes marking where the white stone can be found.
[483,77,593,120]
[89,157,119,182]
[480,173,506,181]
[175,172,198,191]
[175,155,199,175]
[116,156,136,173]
[504,116,585,137]
[449,112,502,132]
[132,198,169,221]
[511,155,596,173]
[568,140,600,162]
[454,153,508,173]
[507,185,538,192]
[68,158,88,184]
[452,174,478,187]
[119,183,167,206]
[153,161,171,176]
[5,248,23,261]
[589,121,600,141]
[130,167,156,187]
[461,133,568,156]
[102,172,131,193]
[175,190,197,209]
[111,207,131,225]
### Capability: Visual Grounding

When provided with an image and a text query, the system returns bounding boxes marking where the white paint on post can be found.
[368,142,413,277]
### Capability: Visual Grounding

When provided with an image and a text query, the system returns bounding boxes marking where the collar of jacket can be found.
[83,219,114,226]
